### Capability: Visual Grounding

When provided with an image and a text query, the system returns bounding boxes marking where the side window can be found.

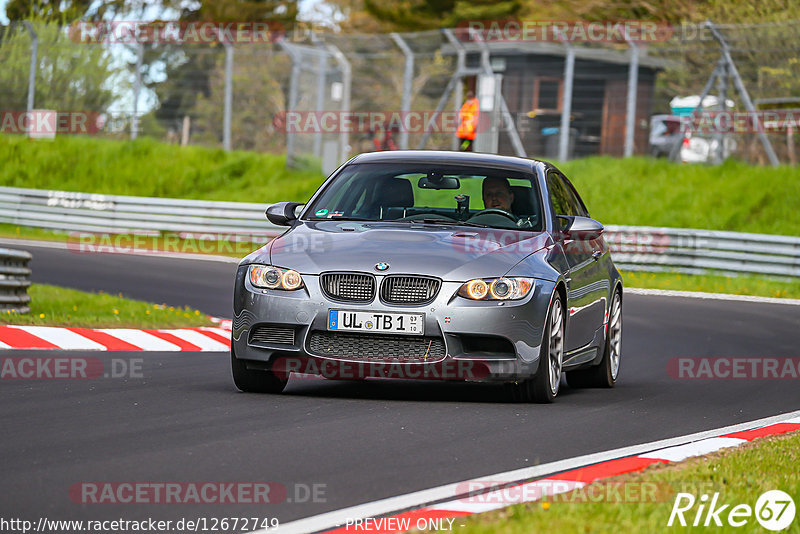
[559,174,589,218]
[546,170,574,217]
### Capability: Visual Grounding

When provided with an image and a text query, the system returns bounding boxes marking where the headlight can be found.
[248,265,304,290]
[458,277,534,301]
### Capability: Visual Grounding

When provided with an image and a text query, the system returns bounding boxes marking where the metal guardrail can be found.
[0,186,281,238]
[605,225,800,278]
[1,186,799,279]
[0,247,32,313]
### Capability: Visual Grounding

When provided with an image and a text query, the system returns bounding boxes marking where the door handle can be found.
[592,250,602,261]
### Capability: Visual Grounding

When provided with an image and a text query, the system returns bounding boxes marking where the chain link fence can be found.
[1,20,798,168]
[648,20,800,166]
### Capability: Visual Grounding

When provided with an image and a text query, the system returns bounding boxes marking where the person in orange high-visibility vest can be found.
[457,91,479,151]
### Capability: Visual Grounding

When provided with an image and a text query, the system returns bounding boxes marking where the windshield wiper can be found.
[316,217,492,228]
[310,216,373,221]
[409,218,490,228]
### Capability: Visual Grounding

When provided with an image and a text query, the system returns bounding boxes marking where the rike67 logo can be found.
[668,490,796,531]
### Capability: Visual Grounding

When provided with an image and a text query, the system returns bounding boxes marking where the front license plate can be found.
[328,310,424,335]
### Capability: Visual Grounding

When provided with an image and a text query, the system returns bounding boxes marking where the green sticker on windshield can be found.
[315,208,329,217]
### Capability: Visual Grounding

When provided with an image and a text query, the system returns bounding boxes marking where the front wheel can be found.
[567,290,622,388]
[507,295,564,403]
[231,346,288,394]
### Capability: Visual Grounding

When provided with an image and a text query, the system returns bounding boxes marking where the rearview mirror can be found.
[266,202,304,226]
[418,174,460,190]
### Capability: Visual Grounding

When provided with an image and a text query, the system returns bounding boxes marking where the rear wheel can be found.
[567,290,622,388]
[231,344,288,394]
[507,295,564,403]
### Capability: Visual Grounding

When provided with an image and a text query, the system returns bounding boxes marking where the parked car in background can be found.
[649,114,683,158]
[649,114,737,163]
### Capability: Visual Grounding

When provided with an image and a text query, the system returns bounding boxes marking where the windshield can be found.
[303,162,543,231]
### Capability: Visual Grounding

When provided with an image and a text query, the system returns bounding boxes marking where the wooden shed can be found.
[452,41,665,158]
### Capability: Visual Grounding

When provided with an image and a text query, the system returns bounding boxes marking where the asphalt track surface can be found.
[2,241,799,528]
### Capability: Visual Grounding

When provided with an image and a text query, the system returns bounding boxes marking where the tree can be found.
[323,0,798,32]
[5,0,131,22]
[152,0,300,135]
[361,0,521,31]
[190,47,290,152]
[0,19,117,112]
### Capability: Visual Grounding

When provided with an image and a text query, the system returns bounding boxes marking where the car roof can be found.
[349,150,544,173]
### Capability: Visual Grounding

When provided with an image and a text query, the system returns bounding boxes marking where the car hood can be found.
[254,221,551,281]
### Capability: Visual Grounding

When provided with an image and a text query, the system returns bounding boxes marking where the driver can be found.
[482,177,515,213]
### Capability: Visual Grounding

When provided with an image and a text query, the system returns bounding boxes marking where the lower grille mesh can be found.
[249,325,296,345]
[308,331,446,362]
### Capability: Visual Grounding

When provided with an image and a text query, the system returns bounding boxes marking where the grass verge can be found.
[560,156,800,236]
[1,284,215,328]
[454,430,800,534]
[621,270,800,299]
[3,135,800,235]
[0,134,327,202]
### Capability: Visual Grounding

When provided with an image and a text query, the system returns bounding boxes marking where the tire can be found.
[567,290,622,389]
[230,344,288,394]
[507,295,565,403]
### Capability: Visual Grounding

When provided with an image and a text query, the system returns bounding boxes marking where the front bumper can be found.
[232,266,555,382]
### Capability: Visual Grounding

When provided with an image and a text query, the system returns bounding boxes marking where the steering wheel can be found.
[467,208,518,223]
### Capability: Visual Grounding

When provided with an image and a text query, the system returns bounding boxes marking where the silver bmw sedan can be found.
[231,150,622,403]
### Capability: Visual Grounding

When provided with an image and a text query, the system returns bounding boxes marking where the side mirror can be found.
[560,215,604,240]
[266,202,304,226]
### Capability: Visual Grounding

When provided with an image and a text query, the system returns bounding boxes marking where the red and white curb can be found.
[266,410,800,534]
[0,322,232,351]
